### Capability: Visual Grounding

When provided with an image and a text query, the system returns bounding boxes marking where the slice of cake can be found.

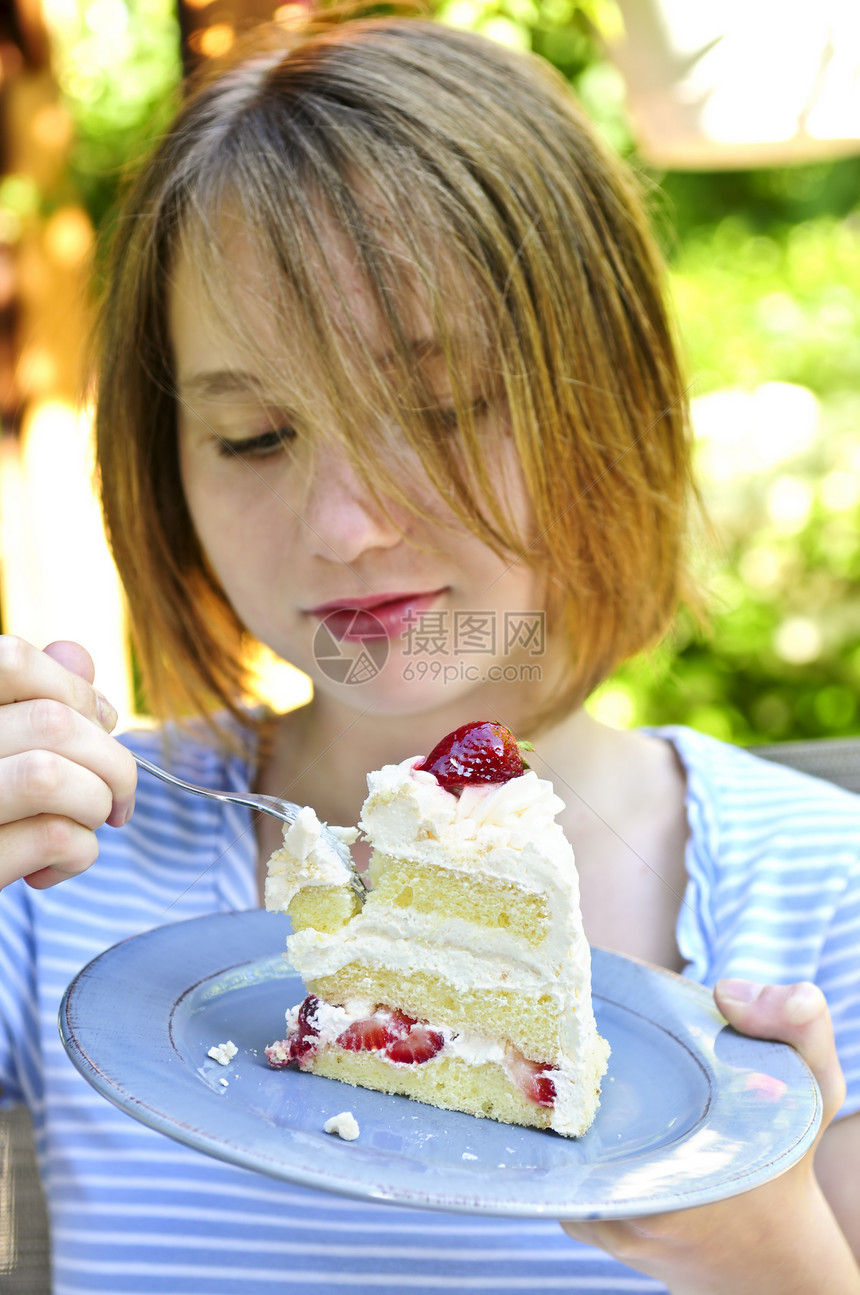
[264,721,610,1137]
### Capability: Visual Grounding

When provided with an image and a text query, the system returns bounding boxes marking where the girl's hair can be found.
[95,13,696,732]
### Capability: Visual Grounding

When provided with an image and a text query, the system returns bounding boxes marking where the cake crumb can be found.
[219,1078,229,1088]
[208,1041,238,1066]
[323,1111,360,1141]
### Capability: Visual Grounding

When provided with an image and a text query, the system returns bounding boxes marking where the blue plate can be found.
[59,909,820,1219]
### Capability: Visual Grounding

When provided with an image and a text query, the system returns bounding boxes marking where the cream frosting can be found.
[359,761,569,875]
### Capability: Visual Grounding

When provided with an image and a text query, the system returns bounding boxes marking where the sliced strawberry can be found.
[265,997,320,1068]
[526,1072,557,1107]
[337,1018,397,1052]
[385,1025,445,1065]
[508,1052,557,1106]
[295,993,321,1038]
[387,1008,417,1033]
[416,721,532,793]
[287,993,321,1067]
[335,1006,414,1052]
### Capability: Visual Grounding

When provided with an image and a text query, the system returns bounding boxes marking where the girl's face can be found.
[170,231,546,718]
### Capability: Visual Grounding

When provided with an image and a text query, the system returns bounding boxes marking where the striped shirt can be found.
[1,722,858,1295]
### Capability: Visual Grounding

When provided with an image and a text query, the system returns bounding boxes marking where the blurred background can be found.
[0,0,858,744]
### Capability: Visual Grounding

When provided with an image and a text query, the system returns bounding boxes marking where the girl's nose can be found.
[301,448,404,564]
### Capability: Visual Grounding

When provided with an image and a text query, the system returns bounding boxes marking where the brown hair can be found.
[95,14,696,732]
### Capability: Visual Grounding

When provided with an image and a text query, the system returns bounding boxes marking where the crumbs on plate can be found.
[208,1041,238,1066]
[323,1112,360,1141]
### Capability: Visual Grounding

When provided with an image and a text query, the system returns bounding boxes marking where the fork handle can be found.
[132,753,272,814]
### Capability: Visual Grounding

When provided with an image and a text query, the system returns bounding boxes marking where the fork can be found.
[132,752,367,895]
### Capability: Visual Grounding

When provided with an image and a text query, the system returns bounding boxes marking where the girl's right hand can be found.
[0,636,137,891]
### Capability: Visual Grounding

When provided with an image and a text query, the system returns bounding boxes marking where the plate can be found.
[59,909,820,1219]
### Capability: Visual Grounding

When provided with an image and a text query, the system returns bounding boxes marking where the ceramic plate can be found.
[59,909,820,1219]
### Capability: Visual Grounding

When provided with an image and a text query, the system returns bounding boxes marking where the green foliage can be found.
[48,0,181,228]
[656,158,860,241]
[671,215,860,396]
[592,206,860,744]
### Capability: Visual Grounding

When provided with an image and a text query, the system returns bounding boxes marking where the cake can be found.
[264,721,610,1137]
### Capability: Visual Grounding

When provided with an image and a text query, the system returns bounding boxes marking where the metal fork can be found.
[132,752,367,895]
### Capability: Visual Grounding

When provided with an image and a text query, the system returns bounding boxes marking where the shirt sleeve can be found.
[818,862,860,1120]
[664,726,860,1121]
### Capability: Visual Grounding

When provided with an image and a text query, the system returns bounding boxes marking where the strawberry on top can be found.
[416,721,532,794]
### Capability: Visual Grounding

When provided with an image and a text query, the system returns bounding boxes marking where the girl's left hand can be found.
[561,980,860,1295]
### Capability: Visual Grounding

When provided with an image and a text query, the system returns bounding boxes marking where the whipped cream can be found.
[360,761,568,876]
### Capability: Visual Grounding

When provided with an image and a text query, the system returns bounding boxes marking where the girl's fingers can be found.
[715,979,846,1127]
[0,636,116,732]
[0,751,116,831]
[0,698,137,825]
[0,816,100,890]
[42,639,96,684]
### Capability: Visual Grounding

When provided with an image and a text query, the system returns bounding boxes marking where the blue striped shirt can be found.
[1,722,858,1294]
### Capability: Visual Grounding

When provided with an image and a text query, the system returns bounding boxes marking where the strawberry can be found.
[289,994,322,1066]
[336,1006,415,1052]
[336,1013,407,1052]
[417,721,533,793]
[387,1008,418,1033]
[385,1024,445,1065]
[336,1019,392,1052]
[266,995,321,1068]
[295,993,321,1036]
[508,1052,557,1107]
[526,1072,557,1107]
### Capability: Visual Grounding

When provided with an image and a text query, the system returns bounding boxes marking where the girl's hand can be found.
[561,980,860,1294]
[0,636,137,891]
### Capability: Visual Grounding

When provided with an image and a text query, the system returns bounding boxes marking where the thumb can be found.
[715,979,846,1127]
[43,640,117,733]
[43,639,96,684]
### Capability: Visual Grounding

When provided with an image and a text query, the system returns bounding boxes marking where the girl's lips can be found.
[307,590,445,641]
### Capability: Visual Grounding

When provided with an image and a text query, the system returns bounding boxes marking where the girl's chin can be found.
[308,661,527,719]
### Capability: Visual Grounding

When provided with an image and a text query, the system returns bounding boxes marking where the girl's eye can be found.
[216,428,295,459]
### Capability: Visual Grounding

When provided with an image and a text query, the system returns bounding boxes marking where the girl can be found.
[1,14,858,1293]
